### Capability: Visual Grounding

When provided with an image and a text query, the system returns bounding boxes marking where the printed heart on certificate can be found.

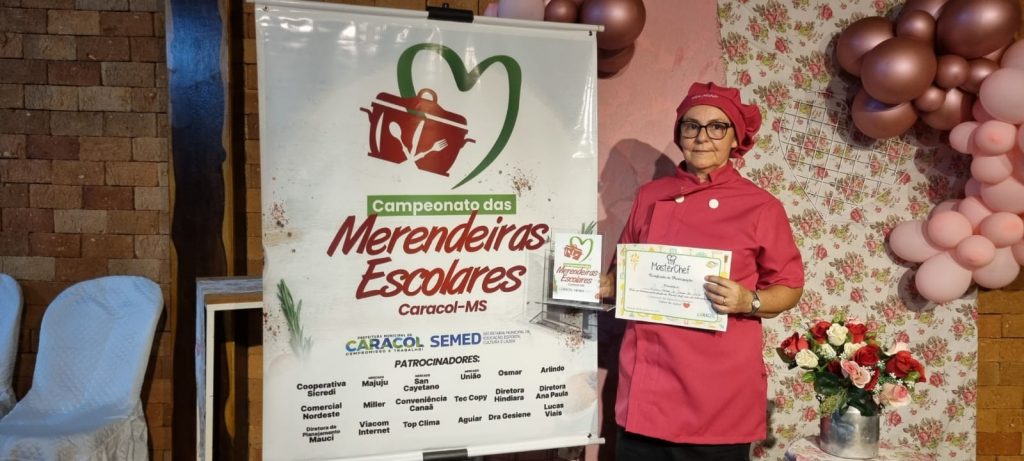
[682,302,691,309]
[395,43,523,188]
[568,236,594,262]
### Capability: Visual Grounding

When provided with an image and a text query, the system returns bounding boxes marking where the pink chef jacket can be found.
[615,161,804,444]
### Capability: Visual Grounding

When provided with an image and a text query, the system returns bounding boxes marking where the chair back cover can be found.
[15,275,162,424]
[0,274,22,416]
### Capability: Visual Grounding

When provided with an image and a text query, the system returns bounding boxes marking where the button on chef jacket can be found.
[615,161,805,444]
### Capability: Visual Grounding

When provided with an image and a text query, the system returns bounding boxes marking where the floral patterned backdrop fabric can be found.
[716,1,977,459]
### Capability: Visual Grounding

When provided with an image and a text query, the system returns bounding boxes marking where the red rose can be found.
[826,360,841,376]
[810,321,831,344]
[852,343,880,367]
[886,350,927,382]
[847,323,868,343]
[780,332,810,359]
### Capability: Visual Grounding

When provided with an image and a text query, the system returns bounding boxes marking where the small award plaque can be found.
[551,233,602,303]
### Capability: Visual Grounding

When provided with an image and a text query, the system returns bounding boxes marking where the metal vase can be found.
[818,406,880,459]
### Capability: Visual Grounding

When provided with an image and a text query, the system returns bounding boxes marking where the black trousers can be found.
[615,427,751,461]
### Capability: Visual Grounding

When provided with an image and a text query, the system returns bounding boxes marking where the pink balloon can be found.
[1001,39,1024,70]
[930,199,961,217]
[949,121,979,153]
[973,246,1022,288]
[978,69,1024,124]
[979,211,1024,246]
[955,234,997,268]
[915,251,974,303]
[889,220,944,262]
[979,176,1024,213]
[1012,241,1024,265]
[972,153,1015,183]
[956,195,993,229]
[972,100,995,123]
[926,210,973,248]
[973,120,1019,155]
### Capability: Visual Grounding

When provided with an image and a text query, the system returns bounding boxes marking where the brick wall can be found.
[0,0,172,457]
[978,274,1024,461]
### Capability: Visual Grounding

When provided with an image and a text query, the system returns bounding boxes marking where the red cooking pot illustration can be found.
[360,88,475,177]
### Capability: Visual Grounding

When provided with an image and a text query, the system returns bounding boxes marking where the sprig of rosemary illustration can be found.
[277,279,312,358]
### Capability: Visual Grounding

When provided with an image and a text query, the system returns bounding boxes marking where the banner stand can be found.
[422,448,469,461]
[425,4,473,23]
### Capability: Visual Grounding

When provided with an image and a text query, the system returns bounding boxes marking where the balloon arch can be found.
[483,0,647,76]
[836,0,1024,303]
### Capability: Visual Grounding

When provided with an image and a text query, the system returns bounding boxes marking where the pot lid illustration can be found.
[361,88,475,177]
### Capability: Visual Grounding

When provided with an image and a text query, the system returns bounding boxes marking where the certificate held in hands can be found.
[615,244,731,331]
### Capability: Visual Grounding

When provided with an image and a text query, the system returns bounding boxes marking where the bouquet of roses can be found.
[777,316,927,417]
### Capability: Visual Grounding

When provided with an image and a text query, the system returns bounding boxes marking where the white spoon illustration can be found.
[387,121,414,160]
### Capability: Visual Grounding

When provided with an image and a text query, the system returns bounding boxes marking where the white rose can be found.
[827,324,849,346]
[795,349,819,369]
[886,341,910,355]
[843,342,866,358]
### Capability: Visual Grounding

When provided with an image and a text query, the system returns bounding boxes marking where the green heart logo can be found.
[568,236,594,262]
[396,44,522,189]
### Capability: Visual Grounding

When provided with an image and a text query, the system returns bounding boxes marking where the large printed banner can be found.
[256,2,599,460]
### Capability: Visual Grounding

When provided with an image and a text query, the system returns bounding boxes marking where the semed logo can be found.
[430,332,482,348]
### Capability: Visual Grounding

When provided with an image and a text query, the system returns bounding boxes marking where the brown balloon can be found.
[896,10,936,43]
[914,86,947,112]
[936,0,1021,59]
[901,0,950,18]
[851,88,919,138]
[861,37,937,104]
[960,58,999,93]
[597,43,635,75]
[835,17,895,77]
[921,87,973,130]
[935,54,969,88]
[579,0,646,50]
[545,0,578,22]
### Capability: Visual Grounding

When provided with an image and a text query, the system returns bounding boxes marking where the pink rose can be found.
[887,411,902,426]
[815,245,828,260]
[878,382,911,407]
[929,373,945,387]
[841,360,871,388]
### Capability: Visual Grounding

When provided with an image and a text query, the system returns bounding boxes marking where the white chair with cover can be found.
[0,274,22,417]
[0,276,162,461]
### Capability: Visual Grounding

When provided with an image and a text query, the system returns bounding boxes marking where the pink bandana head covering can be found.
[674,81,762,158]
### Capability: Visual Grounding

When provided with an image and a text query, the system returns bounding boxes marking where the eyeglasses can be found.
[679,120,733,140]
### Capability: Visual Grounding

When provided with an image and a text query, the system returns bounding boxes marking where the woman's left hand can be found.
[704,275,753,315]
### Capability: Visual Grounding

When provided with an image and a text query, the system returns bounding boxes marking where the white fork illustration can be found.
[413,139,448,161]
